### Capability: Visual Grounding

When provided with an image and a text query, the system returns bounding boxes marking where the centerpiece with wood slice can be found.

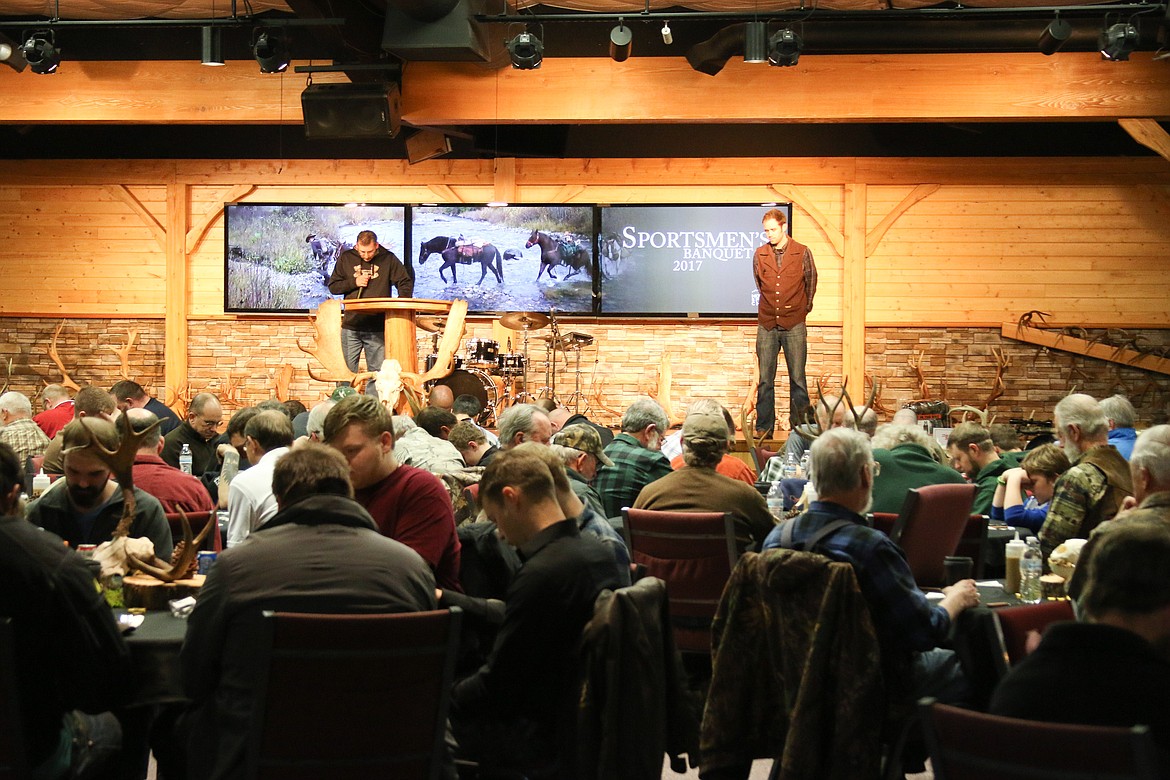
[72,416,213,610]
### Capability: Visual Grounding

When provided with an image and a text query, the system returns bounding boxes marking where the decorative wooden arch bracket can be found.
[106,185,166,251]
[1002,322,1170,376]
[186,184,256,254]
[770,183,844,257]
[865,184,940,255]
[1119,118,1170,163]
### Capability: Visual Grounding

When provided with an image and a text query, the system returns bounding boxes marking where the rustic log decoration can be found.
[124,574,205,612]
[47,321,81,391]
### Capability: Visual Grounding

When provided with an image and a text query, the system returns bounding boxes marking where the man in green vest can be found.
[1039,393,1134,559]
[753,208,817,440]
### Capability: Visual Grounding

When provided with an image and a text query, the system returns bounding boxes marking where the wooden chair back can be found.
[621,508,741,654]
[920,697,1161,780]
[991,600,1076,674]
[246,608,462,780]
[890,483,977,587]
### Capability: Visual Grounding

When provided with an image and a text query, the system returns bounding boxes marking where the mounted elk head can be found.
[65,415,210,581]
[792,376,879,443]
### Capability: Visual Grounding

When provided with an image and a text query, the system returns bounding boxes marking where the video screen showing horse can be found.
[598,204,791,316]
[224,203,406,313]
[411,205,597,314]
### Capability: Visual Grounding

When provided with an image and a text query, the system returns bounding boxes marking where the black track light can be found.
[609,20,632,62]
[1037,13,1072,55]
[506,30,543,69]
[768,28,802,67]
[253,30,290,73]
[201,26,224,66]
[1099,21,1138,61]
[744,21,767,63]
[21,30,60,74]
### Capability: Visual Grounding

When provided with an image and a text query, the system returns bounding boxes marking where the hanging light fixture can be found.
[743,21,767,63]
[768,27,802,67]
[1037,12,1072,55]
[253,29,289,73]
[506,27,543,69]
[1099,20,1138,60]
[609,18,632,62]
[21,30,60,74]
[661,22,673,45]
[202,26,225,66]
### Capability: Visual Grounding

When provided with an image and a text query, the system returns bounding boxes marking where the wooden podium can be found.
[342,297,454,373]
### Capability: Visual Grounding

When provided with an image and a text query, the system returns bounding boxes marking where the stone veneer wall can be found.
[3,316,1167,432]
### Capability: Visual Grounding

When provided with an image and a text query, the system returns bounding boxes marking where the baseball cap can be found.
[330,386,358,402]
[682,410,729,443]
[553,424,614,467]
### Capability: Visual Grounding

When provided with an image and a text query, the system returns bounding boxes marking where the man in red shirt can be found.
[126,408,216,515]
[34,383,74,438]
[753,208,817,440]
[323,394,462,591]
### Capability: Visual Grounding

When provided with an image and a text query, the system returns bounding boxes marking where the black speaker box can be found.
[381,0,492,62]
[301,83,402,140]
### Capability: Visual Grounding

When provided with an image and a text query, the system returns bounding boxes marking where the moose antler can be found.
[47,321,81,391]
[0,358,10,395]
[76,415,208,582]
[908,351,931,401]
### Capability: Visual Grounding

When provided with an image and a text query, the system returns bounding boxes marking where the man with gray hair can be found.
[1039,393,1133,559]
[495,403,553,453]
[0,389,50,465]
[1100,393,1138,460]
[764,427,979,703]
[34,382,74,438]
[870,422,965,515]
[303,399,334,443]
[127,408,216,515]
[593,397,672,518]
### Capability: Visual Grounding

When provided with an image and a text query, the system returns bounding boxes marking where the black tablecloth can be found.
[120,610,189,706]
[952,583,1026,710]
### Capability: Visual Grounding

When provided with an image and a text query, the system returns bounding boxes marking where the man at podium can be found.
[327,229,414,377]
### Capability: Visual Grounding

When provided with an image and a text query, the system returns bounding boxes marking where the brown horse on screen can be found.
[525,230,592,281]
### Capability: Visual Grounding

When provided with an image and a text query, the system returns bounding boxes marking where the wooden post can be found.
[165,180,188,399]
[843,183,867,389]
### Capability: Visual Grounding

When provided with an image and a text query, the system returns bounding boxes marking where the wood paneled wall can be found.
[1,157,1168,427]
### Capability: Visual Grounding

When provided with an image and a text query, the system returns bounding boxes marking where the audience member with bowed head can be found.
[450,419,491,467]
[161,392,224,477]
[27,417,173,559]
[547,403,614,447]
[1124,424,1170,515]
[665,399,756,486]
[989,422,1026,466]
[449,448,626,775]
[592,397,673,519]
[990,519,1170,757]
[40,384,119,474]
[322,394,462,591]
[762,392,844,482]
[990,443,1071,534]
[125,408,216,515]
[452,393,499,447]
[110,379,181,436]
[34,382,75,439]
[0,389,50,466]
[763,428,980,704]
[296,399,334,445]
[891,407,918,427]
[869,422,966,515]
[1100,392,1139,460]
[495,403,553,453]
[427,383,455,412]
[177,443,438,780]
[634,407,776,549]
[390,414,465,476]
[0,440,131,780]
[945,421,1009,515]
[1038,393,1133,559]
[548,424,609,515]
[224,409,294,547]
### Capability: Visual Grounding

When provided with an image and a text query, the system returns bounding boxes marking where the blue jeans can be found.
[755,322,810,433]
[341,328,384,397]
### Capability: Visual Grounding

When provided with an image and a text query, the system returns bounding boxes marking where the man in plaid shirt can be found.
[593,397,673,519]
[0,391,50,467]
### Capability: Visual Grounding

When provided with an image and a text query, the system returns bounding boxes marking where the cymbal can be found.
[416,315,445,333]
[499,311,550,331]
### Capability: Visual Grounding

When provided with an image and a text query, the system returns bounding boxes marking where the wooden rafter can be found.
[1002,322,1170,376]
[185,184,256,254]
[865,184,940,255]
[1119,119,1170,163]
[427,184,462,202]
[552,184,587,203]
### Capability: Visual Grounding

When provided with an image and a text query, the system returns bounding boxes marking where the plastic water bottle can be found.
[767,480,785,521]
[782,452,799,480]
[1019,536,1043,604]
[179,443,193,475]
[798,452,810,479]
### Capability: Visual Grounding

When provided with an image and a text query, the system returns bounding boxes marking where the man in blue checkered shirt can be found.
[593,397,673,519]
[763,427,980,704]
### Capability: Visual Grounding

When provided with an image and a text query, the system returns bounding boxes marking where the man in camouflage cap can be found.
[552,423,614,481]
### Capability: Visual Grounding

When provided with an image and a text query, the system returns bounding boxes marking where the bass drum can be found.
[427,368,503,424]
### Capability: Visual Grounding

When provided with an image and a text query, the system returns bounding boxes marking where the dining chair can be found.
[919,697,1161,780]
[0,618,29,780]
[869,512,899,537]
[621,508,742,655]
[245,608,463,780]
[890,483,978,587]
[752,446,781,477]
[164,510,221,553]
[953,514,989,579]
[990,600,1076,677]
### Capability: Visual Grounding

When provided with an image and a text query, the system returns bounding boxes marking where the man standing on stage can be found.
[327,229,413,374]
[753,208,817,439]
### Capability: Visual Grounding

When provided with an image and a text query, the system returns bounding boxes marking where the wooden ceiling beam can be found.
[1,53,1168,125]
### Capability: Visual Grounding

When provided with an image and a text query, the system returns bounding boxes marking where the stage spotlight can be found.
[661,22,673,45]
[21,30,60,74]
[768,27,802,67]
[743,21,766,63]
[201,26,225,66]
[1037,13,1071,55]
[506,30,543,69]
[1099,21,1138,61]
[1,31,29,73]
[253,30,289,73]
[609,20,632,62]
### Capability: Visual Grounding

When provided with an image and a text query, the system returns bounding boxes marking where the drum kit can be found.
[420,309,595,425]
